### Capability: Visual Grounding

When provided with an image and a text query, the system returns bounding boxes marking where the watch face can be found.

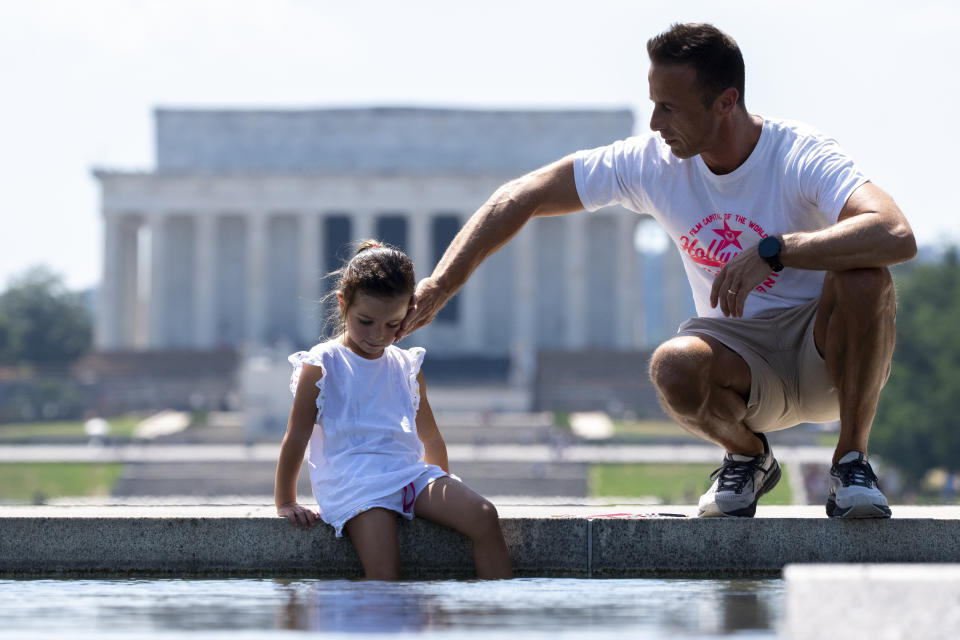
[759,236,781,259]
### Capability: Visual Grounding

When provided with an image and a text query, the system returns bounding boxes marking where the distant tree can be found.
[872,249,960,484]
[0,266,92,365]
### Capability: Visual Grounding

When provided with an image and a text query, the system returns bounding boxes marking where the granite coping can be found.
[2,504,960,519]
[2,505,959,578]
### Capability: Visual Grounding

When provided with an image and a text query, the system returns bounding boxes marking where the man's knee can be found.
[649,337,711,414]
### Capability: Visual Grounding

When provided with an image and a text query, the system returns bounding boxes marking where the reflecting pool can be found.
[0,577,784,639]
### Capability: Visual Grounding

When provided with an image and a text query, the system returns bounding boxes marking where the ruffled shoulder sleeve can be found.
[288,346,328,416]
[402,346,426,413]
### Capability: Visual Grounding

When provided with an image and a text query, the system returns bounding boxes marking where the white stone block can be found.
[783,564,960,640]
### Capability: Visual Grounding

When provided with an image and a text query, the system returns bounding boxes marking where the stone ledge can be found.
[2,505,959,578]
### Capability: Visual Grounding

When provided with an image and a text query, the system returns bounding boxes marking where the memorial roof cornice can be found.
[92,168,519,179]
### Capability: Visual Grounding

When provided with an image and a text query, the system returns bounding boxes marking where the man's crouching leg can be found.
[649,334,758,454]
[817,268,896,518]
[816,268,896,463]
[649,335,780,517]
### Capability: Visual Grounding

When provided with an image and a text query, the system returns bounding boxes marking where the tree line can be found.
[0,267,91,366]
[871,249,960,486]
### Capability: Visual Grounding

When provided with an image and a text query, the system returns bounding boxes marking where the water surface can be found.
[0,577,783,639]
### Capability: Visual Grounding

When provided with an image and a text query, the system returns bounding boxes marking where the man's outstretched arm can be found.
[398,155,584,338]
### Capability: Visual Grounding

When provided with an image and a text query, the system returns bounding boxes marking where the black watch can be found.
[758,236,784,272]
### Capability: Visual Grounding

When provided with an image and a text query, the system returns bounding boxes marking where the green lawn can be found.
[814,432,839,448]
[0,463,126,503]
[0,416,142,441]
[589,463,793,505]
[609,418,701,442]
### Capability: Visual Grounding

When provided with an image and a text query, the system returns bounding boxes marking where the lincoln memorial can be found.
[93,108,692,372]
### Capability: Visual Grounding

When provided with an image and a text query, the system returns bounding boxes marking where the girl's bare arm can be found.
[275,362,323,528]
[415,371,449,473]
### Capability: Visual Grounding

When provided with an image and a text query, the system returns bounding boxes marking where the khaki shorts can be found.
[676,298,838,432]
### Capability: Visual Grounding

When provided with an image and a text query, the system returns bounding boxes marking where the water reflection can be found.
[0,577,783,638]
[272,577,782,636]
[275,579,439,633]
[692,579,777,634]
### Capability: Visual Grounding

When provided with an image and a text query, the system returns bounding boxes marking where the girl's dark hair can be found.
[647,22,746,109]
[322,239,415,337]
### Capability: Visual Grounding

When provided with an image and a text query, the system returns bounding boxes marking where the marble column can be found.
[245,213,268,346]
[616,212,639,348]
[664,237,690,339]
[461,212,483,351]
[409,211,431,281]
[118,218,141,349]
[147,213,168,348]
[510,224,536,386]
[565,214,588,349]
[96,213,120,349]
[353,211,374,243]
[633,216,650,346]
[194,212,216,348]
[408,210,432,343]
[299,212,322,343]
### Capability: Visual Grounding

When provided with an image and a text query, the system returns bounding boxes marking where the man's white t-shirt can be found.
[573,117,868,319]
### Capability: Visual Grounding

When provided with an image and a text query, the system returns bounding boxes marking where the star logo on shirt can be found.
[712,220,744,253]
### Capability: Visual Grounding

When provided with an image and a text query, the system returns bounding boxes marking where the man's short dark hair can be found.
[646,23,746,109]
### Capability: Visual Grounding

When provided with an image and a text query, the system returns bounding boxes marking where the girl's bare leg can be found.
[343,508,402,580]
[414,477,512,579]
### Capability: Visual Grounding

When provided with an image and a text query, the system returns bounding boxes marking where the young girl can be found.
[274,240,512,580]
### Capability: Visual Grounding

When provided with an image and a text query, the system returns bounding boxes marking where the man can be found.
[399,23,916,518]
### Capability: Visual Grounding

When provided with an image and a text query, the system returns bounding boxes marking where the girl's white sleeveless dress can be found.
[288,341,448,536]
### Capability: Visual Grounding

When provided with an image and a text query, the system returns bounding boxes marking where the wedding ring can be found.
[727,289,737,295]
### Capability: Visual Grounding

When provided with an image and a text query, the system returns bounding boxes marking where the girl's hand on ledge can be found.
[277,502,318,529]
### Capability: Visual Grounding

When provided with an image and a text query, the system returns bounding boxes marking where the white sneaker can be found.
[698,432,781,518]
[826,451,892,518]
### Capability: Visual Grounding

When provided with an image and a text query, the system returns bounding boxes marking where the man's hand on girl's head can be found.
[397,277,445,341]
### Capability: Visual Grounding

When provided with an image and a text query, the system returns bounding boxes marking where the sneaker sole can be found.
[826,497,892,519]
[698,462,782,518]
[697,502,726,518]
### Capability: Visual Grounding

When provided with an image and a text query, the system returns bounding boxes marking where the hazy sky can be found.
[1,0,957,290]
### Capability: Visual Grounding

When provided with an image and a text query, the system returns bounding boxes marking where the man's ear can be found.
[713,87,740,116]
